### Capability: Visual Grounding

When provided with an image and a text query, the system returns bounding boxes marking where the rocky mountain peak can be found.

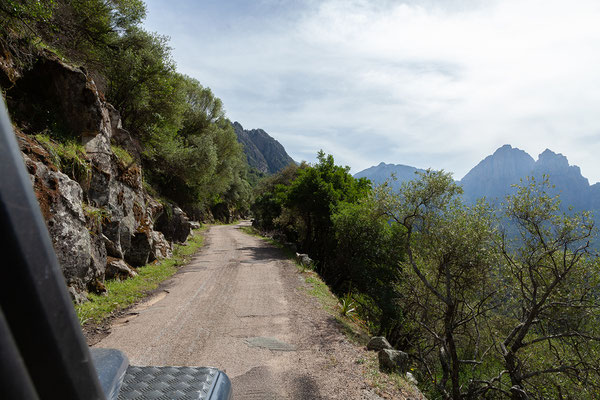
[461,145,534,188]
[232,121,294,174]
[536,149,570,170]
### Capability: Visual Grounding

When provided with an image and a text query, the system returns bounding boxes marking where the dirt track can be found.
[95,222,417,399]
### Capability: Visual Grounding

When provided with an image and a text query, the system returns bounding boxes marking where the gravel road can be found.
[95,222,418,399]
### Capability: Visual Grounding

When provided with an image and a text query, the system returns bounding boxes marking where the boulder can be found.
[405,372,418,385]
[151,231,172,260]
[295,253,313,267]
[378,349,409,372]
[124,231,152,267]
[155,206,191,243]
[367,336,393,351]
[189,221,201,230]
[105,258,137,280]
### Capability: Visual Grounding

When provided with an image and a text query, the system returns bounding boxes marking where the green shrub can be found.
[35,134,90,184]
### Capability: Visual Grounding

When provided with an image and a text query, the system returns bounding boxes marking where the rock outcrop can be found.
[232,121,295,174]
[5,53,192,301]
[20,137,107,291]
[460,145,599,214]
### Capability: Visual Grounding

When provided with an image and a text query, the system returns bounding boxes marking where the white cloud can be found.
[144,0,600,182]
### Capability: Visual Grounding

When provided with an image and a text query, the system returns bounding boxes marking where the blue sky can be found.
[143,0,600,183]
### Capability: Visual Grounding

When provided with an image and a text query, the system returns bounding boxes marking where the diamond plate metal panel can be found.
[118,366,219,400]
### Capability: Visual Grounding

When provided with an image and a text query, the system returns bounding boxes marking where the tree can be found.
[377,170,498,399]
[251,163,302,232]
[489,177,600,399]
[282,151,370,273]
[332,196,406,338]
[105,28,182,139]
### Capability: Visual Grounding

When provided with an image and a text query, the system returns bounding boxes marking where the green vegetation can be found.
[252,156,600,399]
[252,152,405,338]
[75,228,206,324]
[35,133,90,184]
[111,145,134,167]
[2,0,254,219]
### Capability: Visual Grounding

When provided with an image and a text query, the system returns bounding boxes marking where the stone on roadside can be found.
[367,336,392,351]
[105,258,137,280]
[295,252,313,267]
[405,371,418,385]
[189,221,201,230]
[378,349,409,372]
[151,230,172,260]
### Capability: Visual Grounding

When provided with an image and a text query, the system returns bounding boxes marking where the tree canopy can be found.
[1,0,253,218]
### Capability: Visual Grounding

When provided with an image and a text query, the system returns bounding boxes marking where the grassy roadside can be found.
[75,226,208,325]
[239,225,423,399]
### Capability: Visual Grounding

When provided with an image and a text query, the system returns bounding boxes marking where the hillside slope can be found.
[354,162,426,190]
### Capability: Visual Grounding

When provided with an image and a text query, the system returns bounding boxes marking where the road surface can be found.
[95,222,411,399]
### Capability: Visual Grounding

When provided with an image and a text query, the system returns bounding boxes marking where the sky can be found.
[142,0,600,183]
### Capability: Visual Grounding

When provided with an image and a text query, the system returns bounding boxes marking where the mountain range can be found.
[355,145,600,215]
[232,121,295,174]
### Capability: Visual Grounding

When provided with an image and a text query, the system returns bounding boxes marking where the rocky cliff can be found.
[2,52,191,302]
[460,145,598,213]
[232,121,295,174]
[460,144,536,203]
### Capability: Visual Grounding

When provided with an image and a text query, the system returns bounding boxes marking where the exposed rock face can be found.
[232,121,295,174]
[21,146,106,292]
[7,53,192,299]
[155,206,191,243]
[532,149,591,210]
[460,145,535,204]
[460,145,599,215]
[354,162,426,190]
[356,146,600,217]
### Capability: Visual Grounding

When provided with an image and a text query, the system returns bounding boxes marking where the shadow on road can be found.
[238,245,286,264]
[292,375,324,399]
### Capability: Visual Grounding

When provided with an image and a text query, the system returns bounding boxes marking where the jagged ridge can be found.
[232,121,295,174]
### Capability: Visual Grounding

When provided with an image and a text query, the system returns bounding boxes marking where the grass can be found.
[75,227,207,325]
[35,133,90,183]
[111,145,134,166]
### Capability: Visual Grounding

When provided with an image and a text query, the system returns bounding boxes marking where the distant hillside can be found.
[460,145,599,215]
[232,121,295,174]
[354,162,426,190]
[355,146,599,216]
